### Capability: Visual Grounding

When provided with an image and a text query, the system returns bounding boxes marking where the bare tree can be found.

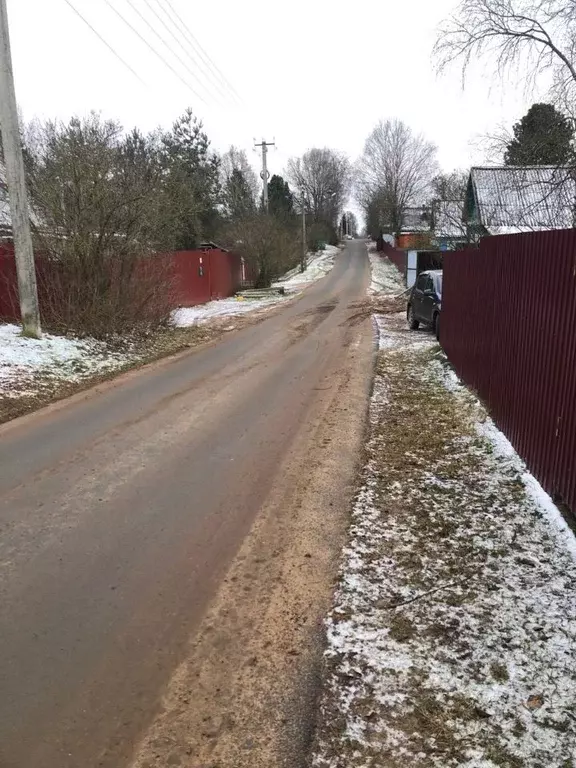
[427,171,470,247]
[434,0,576,112]
[357,119,439,236]
[431,170,469,201]
[220,145,259,204]
[286,148,351,242]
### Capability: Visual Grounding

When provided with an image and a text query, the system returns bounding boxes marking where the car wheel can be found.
[407,304,419,330]
[434,313,440,341]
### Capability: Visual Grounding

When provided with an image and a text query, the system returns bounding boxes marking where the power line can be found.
[160,0,242,104]
[119,0,212,105]
[106,0,208,105]
[63,0,146,85]
[126,0,219,103]
[148,0,229,103]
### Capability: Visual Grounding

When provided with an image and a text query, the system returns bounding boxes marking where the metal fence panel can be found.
[442,229,576,516]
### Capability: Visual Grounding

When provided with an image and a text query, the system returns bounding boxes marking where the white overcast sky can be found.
[8,0,548,199]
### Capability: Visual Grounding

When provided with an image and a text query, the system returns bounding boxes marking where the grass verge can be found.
[312,313,576,768]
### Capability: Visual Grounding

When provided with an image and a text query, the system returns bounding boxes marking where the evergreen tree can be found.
[268,174,294,218]
[224,168,255,219]
[157,108,220,249]
[505,103,574,166]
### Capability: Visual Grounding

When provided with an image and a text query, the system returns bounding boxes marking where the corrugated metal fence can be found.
[442,229,576,516]
[0,247,243,321]
[382,243,406,276]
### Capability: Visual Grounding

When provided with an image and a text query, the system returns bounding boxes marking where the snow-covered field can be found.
[173,245,340,327]
[313,314,576,767]
[0,323,137,398]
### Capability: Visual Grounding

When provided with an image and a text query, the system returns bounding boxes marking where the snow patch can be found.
[0,323,135,397]
[276,245,340,289]
[477,415,576,563]
[368,248,405,296]
[171,296,283,326]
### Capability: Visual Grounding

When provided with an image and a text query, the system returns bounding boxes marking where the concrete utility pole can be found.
[254,139,274,212]
[0,0,41,337]
[301,192,307,273]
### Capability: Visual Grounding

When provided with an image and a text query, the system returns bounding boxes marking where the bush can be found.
[23,114,176,337]
[36,252,175,338]
[220,213,300,288]
[308,220,337,252]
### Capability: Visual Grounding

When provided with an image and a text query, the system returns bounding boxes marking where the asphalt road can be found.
[0,239,371,768]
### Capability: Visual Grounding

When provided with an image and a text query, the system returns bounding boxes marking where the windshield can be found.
[436,275,443,296]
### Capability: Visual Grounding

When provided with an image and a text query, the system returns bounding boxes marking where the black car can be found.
[407,269,442,340]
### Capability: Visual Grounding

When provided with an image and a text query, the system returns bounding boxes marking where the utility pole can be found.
[254,139,274,212]
[301,192,307,273]
[0,0,41,338]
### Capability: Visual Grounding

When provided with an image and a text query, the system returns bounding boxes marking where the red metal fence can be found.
[382,243,406,276]
[166,249,242,307]
[442,229,576,516]
[0,246,243,322]
[0,247,18,319]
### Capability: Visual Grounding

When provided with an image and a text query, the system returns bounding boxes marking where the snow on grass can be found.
[171,296,284,327]
[172,246,341,327]
[0,323,137,398]
[276,244,340,289]
[367,243,406,296]
[313,311,576,768]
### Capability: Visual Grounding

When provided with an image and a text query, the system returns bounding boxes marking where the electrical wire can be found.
[120,0,213,105]
[63,0,146,85]
[144,0,229,103]
[104,0,208,105]
[153,0,238,104]
[159,0,242,104]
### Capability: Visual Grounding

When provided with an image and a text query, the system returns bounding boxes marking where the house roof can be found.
[401,207,430,233]
[434,200,466,239]
[467,166,576,235]
[198,241,228,252]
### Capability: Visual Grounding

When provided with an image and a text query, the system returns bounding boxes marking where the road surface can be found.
[0,240,373,768]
